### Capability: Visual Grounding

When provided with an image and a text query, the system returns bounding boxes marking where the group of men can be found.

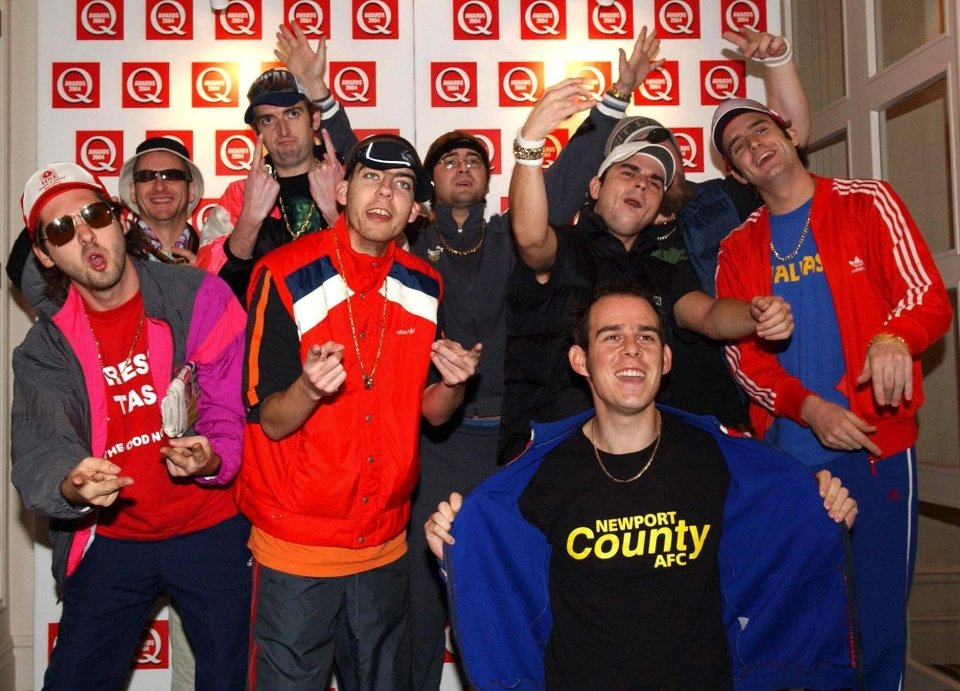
[9,19,951,691]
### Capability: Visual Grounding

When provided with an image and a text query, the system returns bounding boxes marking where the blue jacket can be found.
[444,406,861,690]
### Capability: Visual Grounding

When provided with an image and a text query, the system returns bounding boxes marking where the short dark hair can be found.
[570,282,667,351]
[726,118,809,178]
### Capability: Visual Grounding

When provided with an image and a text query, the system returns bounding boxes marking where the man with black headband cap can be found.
[405,27,671,690]
[197,24,358,302]
[238,134,481,690]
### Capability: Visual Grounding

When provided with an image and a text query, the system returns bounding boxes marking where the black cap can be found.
[344,134,434,203]
[423,130,492,175]
[243,69,309,125]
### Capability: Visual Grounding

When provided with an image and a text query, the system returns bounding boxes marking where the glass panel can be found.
[881,78,955,254]
[791,0,845,112]
[909,502,960,679]
[875,0,945,69]
[917,288,959,470]
[807,131,848,179]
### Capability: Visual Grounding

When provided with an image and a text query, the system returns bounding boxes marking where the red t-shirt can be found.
[85,292,235,539]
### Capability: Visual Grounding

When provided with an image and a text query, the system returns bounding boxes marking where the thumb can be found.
[856,355,872,385]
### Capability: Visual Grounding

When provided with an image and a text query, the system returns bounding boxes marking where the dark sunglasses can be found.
[133,168,191,183]
[642,127,673,144]
[41,201,118,248]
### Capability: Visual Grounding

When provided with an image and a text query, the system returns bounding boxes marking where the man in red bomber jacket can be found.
[713,98,952,690]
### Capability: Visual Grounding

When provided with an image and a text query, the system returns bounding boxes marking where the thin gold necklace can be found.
[590,413,661,483]
[81,302,146,370]
[437,220,485,256]
[333,232,388,389]
[770,210,811,262]
[277,191,316,239]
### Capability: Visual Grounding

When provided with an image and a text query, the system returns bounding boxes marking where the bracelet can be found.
[605,85,631,102]
[753,38,793,68]
[514,129,546,150]
[513,138,545,161]
[867,332,909,352]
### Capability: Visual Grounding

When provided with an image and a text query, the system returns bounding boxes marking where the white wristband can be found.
[753,38,793,68]
[514,157,544,167]
[515,129,546,150]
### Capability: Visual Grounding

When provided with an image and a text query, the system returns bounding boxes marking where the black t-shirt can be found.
[519,412,732,690]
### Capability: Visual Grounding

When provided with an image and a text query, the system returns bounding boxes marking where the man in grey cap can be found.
[501,82,796,461]
[237,134,480,690]
[197,23,357,301]
[119,136,204,264]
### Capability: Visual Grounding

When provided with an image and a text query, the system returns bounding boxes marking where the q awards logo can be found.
[453,0,499,40]
[636,61,680,106]
[146,0,193,40]
[655,0,700,39]
[672,127,704,173]
[498,62,544,107]
[216,130,256,176]
[542,128,569,168]
[48,620,169,668]
[353,0,398,39]
[331,62,377,107]
[214,0,261,40]
[146,131,194,160]
[431,63,477,108]
[285,0,330,37]
[192,198,220,230]
[466,129,500,173]
[76,131,123,176]
[122,63,169,108]
[192,63,239,108]
[567,62,611,99]
[52,63,100,109]
[76,0,123,40]
[587,0,632,39]
[700,60,746,104]
[721,0,766,34]
[520,0,566,40]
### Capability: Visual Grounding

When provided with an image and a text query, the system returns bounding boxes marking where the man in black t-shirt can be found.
[426,284,858,689]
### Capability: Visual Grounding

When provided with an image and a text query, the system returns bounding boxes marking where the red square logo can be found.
[721,0,767,35]
[53,63,100,109]
[330,62,377,107]
[76,131,124,177]
[146,0,193,39]
[353,0,399,39]
[214,0,262,40]
[521,0,566,40]
[672,127,705,173]
[192,63,239,108]
[587,0,632,39]
[543,128,570,168]
[122,63,170,108]
[192,198,221,232]
[464,129,501,174]
[700,60,747,104]
[215,130,257,176]
[285,0,331,38]
[144,130,195,157]
[77,0,124,40]
[636,61,680,106]
[567,61,612,99]
[655,0,700,39]
[498,62,544,107]
[453,0,499,40]
[431,63,478,108]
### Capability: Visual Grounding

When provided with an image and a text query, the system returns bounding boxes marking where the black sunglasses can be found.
[133,168,191,183]
[642,127,673,144]
[41,201,118,248]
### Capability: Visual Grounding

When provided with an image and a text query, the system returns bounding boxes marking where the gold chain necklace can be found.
[770,210,811,262]
[590,414,661,483]
[436,220,485,256]
[277,191,316,240]
[333,232,389,389]
[654,217,679,242]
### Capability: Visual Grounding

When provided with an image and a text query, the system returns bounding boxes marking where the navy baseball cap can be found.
[344,135,434,203]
